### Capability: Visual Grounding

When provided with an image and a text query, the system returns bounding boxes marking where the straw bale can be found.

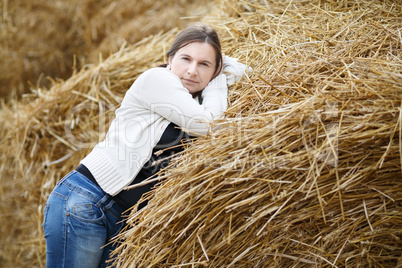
[110,0,402,267]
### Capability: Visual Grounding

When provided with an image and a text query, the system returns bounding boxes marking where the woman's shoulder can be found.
[132,67,181,93]
[141,67,178,81]
[129,67,183,97]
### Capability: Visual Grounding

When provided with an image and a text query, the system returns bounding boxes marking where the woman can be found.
[42,24,249,267]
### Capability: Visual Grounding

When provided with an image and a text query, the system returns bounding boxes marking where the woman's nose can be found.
[187,62,197,75]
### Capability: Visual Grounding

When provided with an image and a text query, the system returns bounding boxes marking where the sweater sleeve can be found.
[138,68,228,136]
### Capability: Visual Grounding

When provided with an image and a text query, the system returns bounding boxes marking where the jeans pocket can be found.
[70,203,105,223]
[67,191,104,223]
[72,203,95,219]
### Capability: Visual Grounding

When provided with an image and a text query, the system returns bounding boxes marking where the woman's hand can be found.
[223,55,252,85]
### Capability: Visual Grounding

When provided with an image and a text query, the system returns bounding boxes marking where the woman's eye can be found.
[201,62,209,67]
[182,57,190,61]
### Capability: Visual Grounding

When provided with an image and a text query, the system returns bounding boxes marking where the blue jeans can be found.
[42,170,125,268]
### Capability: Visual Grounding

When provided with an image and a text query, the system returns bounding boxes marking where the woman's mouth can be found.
[182,78,197,85]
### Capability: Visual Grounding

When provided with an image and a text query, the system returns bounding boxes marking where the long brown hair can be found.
[167,24,223,78]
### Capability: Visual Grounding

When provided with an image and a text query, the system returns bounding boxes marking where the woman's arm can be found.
[138,68,228,136]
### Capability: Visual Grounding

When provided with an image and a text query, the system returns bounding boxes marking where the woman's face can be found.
[169,42,217,95]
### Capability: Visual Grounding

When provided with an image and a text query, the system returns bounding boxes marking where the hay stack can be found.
[110,0,402,267]
[0,0,401,267]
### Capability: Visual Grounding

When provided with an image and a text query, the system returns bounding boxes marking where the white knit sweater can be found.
[81,67,227,195]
